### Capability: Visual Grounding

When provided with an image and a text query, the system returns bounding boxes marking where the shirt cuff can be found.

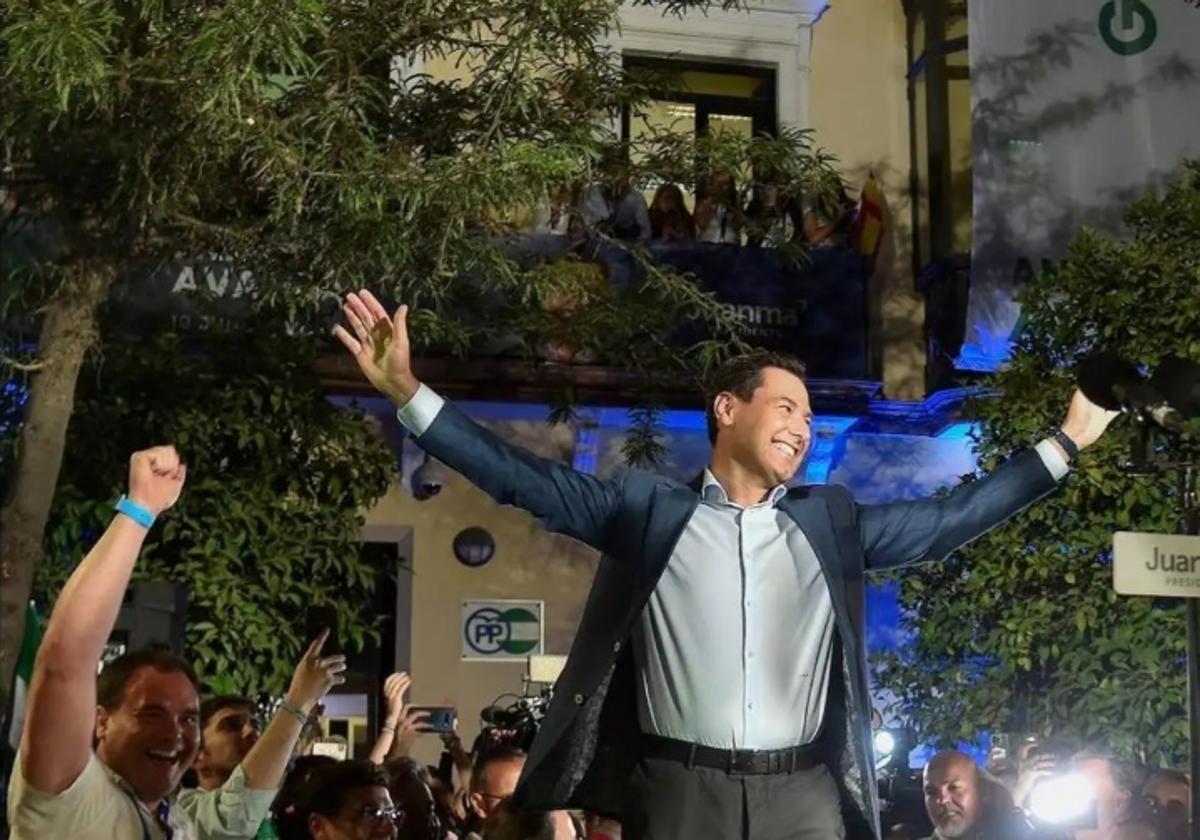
[1035,438,1071,481]
[395,383,445,437]
[222,764,277,824]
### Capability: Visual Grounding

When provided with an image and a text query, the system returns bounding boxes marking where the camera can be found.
[1028,771,1098,832]
[476,692,551,752]
[411,454,450,500]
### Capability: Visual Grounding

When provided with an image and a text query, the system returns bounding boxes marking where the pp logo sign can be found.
[1099,0,1157,55]
[463,602,542,659]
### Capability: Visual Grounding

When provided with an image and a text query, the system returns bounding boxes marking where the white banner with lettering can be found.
[962,0,1200,370]
[1114,531,1200,598]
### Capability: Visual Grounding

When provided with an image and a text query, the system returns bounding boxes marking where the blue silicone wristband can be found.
[114,494,156,529]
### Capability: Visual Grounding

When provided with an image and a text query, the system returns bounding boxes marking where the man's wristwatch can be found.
[1052,429,1079,462]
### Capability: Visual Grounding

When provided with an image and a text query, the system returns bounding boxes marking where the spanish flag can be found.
[851,174,885,273]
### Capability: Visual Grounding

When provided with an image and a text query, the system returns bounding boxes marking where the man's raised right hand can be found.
[333,290,420,406]
[128,445,187,517]
[284,628,348,713]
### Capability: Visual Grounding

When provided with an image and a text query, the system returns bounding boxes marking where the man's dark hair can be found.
[198,695,256,733]
[1146,767,1190,789]
[485,798,556,840]
[385,756,433,790]
[470,744,527,793]
[1072,750,1147,796]
[96,648,200,711]
[704,350,808,444]
[273,755,339,840]
[302,760,390,819]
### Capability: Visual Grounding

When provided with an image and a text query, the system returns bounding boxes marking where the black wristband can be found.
[1052,429,1079,461]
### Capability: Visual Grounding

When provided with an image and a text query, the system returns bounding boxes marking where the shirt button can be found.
[574,694,585,705]
[748,651,755,659]
[613,641,621,653]
[748,703,755,710]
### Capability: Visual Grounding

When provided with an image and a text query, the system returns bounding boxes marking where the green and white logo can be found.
[464,604,541,656]
[1099,0,1158,55]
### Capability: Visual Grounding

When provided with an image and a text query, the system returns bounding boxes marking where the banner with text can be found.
[963,0,1200,370]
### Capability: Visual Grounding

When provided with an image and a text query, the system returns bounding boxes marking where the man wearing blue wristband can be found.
[7,446,195,839]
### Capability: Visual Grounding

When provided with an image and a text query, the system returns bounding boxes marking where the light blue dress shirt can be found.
[633,471,835,749]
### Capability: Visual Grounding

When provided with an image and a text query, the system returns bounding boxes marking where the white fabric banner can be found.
[963,0,1200,370]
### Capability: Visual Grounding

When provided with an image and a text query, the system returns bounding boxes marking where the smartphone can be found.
[311,739,349,760]
[305,606,340,653]
[409,705,457,734]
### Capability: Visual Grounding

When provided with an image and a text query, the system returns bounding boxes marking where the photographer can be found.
[1020,749,1162,840]
[1068,753,1156,840]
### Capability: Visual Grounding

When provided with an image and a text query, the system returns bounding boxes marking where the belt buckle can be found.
[727,749,756,775]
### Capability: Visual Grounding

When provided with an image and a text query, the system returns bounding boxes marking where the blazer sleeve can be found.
[857,447,1064,571]
[410,397,624,553]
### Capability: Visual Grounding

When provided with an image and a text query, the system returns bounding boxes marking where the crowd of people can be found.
[5,439,1188,840]
[527,169,857,250]
[4,446,1188,840]
[0,446,613,840]
[0,295,1185,840]
[880,744,1190,840]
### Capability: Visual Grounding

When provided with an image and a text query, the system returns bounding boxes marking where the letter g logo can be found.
[1099,0,1157,55]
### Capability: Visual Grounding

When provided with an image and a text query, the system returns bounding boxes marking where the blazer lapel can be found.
[779,490,849,619]
[633,481,701,611]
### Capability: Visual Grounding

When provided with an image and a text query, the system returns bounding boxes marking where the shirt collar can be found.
[701,469,788,508]
[99,757,182,837]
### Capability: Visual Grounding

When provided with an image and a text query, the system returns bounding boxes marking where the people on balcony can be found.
[801,184,856,248]
[649,184,696,244]
[745,184,803,248]
[694,172,744,245]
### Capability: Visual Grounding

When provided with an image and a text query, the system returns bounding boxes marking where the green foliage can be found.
[874,162,1200,766]
[1,0,843,419]
[34,328,394,696]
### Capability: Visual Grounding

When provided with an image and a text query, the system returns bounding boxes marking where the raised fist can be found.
[127,446,187,516]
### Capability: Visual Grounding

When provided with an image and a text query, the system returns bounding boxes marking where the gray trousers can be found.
[622,755,847,840]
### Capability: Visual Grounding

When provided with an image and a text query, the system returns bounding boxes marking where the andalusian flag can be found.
[8,602,44,750]
[851,174,885,272]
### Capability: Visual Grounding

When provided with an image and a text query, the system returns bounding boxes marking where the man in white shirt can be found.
[7,447,347,840]
[8,446,194,839]
[177,631,348,839]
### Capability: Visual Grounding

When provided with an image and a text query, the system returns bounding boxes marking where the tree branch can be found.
[1,355,44,373]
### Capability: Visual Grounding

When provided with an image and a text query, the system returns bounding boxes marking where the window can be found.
[623,57,778,144]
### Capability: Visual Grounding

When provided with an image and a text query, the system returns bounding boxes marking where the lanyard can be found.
[122,787,173,840]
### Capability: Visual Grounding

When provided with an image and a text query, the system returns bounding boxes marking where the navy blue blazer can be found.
[412,399,1062,838]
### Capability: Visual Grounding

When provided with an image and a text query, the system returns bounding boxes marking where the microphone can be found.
[1079,351,1200,433]
[1149,354,1200,420]
[1077,352,1141,412]
[1112,380,1185,432]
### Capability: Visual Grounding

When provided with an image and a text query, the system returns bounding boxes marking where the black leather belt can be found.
[642,734,822,775]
